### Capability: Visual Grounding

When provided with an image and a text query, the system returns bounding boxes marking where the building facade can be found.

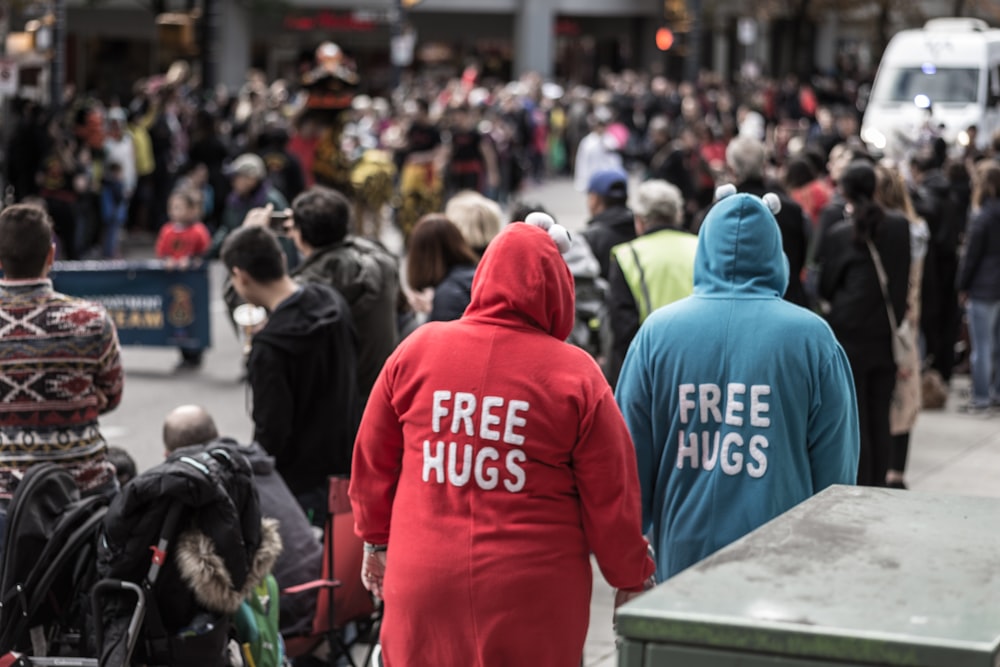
[11,0,999,100]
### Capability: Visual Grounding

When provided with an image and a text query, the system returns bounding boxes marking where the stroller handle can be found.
[91,579,147,665]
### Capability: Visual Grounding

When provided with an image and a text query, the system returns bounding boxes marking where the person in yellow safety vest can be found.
[606,180,698,386]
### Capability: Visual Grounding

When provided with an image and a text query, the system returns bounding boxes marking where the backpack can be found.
[233,573,283,667]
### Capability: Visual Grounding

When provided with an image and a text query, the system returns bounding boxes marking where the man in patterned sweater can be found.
[0,204,124,557]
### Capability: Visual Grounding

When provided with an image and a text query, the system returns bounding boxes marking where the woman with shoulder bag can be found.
[815,161,911,486]
[874,163,930,488]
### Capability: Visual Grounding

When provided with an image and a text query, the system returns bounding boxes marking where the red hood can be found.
[465,223,575,340]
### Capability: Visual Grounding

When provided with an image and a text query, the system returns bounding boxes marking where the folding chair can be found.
[283,476,380,666]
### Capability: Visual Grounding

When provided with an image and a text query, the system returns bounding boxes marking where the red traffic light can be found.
[656,27,674,51]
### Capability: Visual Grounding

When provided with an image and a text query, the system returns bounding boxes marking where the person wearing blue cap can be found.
[615,187,860,581]
[581,167,635,280]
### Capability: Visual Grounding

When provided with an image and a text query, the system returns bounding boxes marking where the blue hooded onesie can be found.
[615,192,860,580]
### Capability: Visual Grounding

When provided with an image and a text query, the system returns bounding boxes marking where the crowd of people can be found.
[1,46,1000,665]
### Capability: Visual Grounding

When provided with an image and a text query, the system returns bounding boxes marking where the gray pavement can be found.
[104,177,1000,667]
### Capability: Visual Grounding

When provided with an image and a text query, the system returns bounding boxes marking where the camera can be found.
[268,211,291,232]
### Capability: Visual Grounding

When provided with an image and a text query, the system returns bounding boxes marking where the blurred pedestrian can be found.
[815,161,910,486]
[874,163,929,488]
[607,180,696,386]
[443,189,503,257]
[405,214,479,323]
[156,188,212,369]
[957,161,1000,413]
[287,186,400,400]
[581,167,635,280]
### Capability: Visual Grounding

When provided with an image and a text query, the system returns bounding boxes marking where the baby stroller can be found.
[0,442,280,667]
[98,441,280,667]
[0,463,144,666]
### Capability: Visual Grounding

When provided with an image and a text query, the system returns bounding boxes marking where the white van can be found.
[860,18,1000,157]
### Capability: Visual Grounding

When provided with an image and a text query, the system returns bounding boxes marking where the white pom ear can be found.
[549,224,572,255]
[715,183,737,201]
[524,211,554,231]
[762,192,782,215]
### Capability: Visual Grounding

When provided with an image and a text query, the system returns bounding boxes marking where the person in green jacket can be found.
[607,180,698,385]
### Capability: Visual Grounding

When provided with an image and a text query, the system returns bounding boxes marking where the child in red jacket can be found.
[156,188,211,369]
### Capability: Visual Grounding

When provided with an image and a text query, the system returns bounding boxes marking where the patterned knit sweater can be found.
[0,279,124,498]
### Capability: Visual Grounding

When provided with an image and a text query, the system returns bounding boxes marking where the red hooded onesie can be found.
[350,222,655,666]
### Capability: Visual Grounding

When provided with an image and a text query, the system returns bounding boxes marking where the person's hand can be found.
[361,549,387,599]
[614,589,644,609]
[958,291,968,308]
[406,287,435,315]
[177,256,191,270]
[242,203,274,228]
[614,575,655,609]
[163,257,178,270]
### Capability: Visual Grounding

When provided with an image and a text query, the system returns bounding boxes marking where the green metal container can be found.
[616,485,1000,667]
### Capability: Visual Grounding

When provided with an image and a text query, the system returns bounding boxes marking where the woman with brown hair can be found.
[406,213,480,323]
[815,160,911,486]
[874,162,930,488]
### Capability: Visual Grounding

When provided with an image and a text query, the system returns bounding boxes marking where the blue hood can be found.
[693,193,789,298]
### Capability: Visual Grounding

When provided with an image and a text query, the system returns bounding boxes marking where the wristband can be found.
[364,542,388,554]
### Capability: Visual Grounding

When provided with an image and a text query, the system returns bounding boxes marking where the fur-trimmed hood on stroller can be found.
[97,441,281,666]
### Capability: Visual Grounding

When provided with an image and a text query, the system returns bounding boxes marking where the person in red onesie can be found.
[349,214,655,667]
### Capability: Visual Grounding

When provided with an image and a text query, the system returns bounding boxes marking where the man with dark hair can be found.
[581,167,636,280]
[0,204,124,559]
[288,186,399,399]
[221,225,360,521]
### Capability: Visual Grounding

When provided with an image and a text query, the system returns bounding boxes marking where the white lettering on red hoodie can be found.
[350,222,654,667]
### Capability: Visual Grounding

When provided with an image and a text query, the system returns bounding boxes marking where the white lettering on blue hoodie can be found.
[615,192,860,581]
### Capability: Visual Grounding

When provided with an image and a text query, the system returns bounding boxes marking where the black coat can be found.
[816,210,911,364]
[738,178,811,308]
[957,197,1000,301]
[581,205,636,280]
[249,283,360,498]
[98,442,278,666]
[430,264,477,322]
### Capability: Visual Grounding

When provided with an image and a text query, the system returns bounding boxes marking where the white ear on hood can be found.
[714,184,782,216]
[714,183,737,201]
[762,192,782,215]
[525,212,572,255]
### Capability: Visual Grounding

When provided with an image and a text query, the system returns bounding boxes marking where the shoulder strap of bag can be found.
[865,239,899,332]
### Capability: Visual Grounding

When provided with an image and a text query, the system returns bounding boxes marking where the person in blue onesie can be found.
[615,187,860,581]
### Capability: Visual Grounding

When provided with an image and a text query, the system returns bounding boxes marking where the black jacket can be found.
[430,264,477,322]
[957,198,1000,301]
[291,237,400,398]
[241,440,322,636]
[581,205,636,280]
[816,211,911,363]
[98,442,280,666]
[248,283,361,498]
[738,178,811,308]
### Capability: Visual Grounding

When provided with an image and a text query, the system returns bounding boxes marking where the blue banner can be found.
[49,260,212,348]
